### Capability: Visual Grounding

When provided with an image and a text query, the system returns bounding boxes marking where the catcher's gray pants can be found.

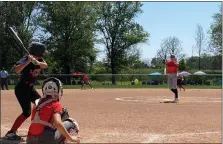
[168,74,177,89]
[27,120,76,144]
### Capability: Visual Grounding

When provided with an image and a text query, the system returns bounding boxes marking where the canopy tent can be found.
[148,72,163,84]
[193,71,206,75]
[179,71,191,77]
[149,72,162,76]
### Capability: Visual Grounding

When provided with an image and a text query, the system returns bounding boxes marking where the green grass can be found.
[6,83,222,89]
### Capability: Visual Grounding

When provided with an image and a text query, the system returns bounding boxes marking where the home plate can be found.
[0,137,25,143]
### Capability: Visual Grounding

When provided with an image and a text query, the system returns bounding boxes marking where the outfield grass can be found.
[5,83,222,89]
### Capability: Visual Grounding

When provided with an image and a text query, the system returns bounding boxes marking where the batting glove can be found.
[31,58,40,65]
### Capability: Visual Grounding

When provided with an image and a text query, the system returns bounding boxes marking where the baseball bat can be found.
[8,26,49,77]
[8,26,30,55]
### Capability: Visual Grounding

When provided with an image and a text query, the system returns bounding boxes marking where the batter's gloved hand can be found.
[31,57,40,65]
[61,108,70,121]
[27,55,33,62]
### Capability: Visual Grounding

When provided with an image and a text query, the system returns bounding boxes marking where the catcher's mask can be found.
[29,42,46,57]
[42,77,63,101]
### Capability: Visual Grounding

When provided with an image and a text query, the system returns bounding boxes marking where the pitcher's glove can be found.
[61,108,70,121]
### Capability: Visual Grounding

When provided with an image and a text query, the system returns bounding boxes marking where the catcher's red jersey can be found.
[28,98,62,136]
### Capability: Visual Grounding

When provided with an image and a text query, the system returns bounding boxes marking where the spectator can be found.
[1,67,9,90]
[177,74,185,91]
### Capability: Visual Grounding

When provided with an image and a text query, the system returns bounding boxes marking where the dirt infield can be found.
[1,88,222,143]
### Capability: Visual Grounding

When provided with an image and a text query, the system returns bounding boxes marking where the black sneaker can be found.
[4,131,21,141]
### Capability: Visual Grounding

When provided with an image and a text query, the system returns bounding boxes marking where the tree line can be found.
[0,2,221,84]
[151,5,222,71]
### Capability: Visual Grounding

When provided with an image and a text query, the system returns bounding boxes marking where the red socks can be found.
[10,114,28,132]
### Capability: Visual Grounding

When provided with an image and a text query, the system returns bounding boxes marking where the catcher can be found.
[27,77,80,144]
[5,42,48,140]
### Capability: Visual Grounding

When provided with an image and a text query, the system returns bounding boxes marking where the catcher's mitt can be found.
[61,108,70,121]
[61,108,80,133]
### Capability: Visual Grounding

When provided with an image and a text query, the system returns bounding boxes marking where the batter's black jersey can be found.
[16,56,44,86]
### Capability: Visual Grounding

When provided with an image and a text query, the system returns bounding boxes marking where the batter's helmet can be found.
[29,42,46,57]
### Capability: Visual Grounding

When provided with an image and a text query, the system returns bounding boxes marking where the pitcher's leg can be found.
[168,75,173,89]
[172,75,179,102]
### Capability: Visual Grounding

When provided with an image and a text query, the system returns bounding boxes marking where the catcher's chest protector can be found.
[32,98,56,128]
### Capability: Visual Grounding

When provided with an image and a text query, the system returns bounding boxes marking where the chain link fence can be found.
[5,74,222,87]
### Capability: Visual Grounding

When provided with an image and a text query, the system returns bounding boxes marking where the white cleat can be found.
[173,98,179,103]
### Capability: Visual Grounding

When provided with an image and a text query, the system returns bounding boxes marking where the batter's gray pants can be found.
[168,74,177,89]
[27,120,77,144]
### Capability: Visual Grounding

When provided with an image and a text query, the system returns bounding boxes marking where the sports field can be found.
[1,88,221,143]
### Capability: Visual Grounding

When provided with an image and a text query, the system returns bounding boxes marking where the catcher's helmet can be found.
[29,42,46,57]
[42,77,63,101]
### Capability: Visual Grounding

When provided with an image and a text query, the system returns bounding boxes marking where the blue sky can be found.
[97,2,221,61]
